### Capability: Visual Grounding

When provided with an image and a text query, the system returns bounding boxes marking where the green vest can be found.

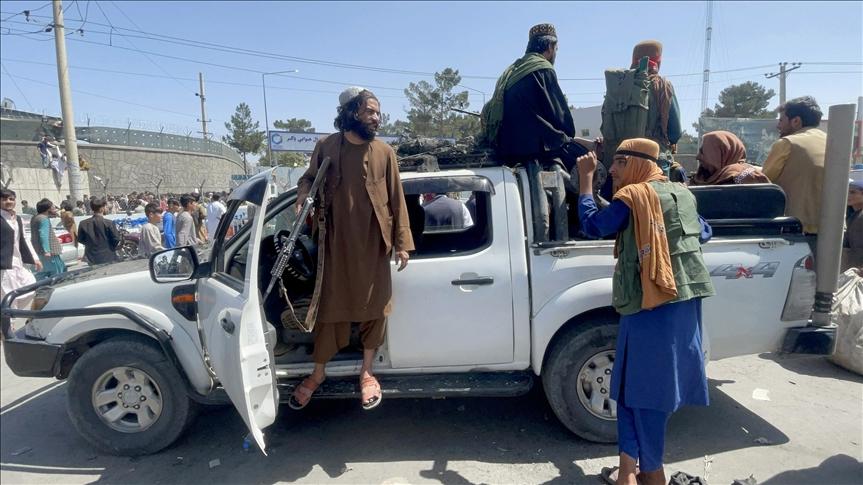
[612,181,716,315]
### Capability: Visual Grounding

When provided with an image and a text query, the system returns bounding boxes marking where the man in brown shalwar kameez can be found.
[289,88,414,411]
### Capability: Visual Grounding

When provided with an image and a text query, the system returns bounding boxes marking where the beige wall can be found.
[1,141,244,198]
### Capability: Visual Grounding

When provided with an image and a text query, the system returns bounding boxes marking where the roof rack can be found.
[398,151,504,172]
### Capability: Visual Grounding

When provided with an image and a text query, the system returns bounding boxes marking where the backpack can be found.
[600,57,651,165]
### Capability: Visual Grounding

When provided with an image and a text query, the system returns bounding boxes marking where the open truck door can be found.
[196,170,278,453]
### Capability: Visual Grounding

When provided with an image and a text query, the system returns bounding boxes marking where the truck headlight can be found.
[31,287,54,311]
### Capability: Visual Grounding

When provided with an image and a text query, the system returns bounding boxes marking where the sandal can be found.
[360,375,382,410]
[288,376,323,410]
[600,467,643,485]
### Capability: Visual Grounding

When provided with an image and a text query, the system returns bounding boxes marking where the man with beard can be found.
[482,23,580,167]
[761,96,826,236]
[290,88,414,411]
[1,189,40,310]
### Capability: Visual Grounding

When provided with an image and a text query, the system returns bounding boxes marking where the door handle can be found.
[451,276,494,286]
[220,316,235,334]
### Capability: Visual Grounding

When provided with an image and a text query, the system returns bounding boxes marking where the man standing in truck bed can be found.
[291,88,414,411]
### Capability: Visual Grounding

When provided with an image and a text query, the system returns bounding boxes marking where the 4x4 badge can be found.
[710,262,779,279]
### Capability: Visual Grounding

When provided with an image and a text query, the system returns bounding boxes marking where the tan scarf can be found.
[691,130,770,185]
[612,138,678,310]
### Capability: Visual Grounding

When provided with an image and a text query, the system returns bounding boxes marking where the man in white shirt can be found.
[206,193,227,239]
[139,203,165,258]
[1,189,41,309]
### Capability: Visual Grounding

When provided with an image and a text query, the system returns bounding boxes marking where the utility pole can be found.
[765,62,802,105]
[196,72,210,139]
[52,0,83,203]
[700,0,713,115]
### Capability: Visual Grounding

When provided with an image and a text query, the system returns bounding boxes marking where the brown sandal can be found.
[360,376,382,410]
[288,376,323,410]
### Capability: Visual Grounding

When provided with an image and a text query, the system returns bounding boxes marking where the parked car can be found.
[1,167,828,456]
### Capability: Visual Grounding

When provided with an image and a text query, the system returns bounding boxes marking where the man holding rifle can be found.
[290,87,414,411]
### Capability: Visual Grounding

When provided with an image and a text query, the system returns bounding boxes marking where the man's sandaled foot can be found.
[600,466,642,485]
[288,375,323,410]
[360,375,382,410]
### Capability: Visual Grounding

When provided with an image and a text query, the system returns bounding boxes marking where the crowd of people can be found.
[0,188,231,306]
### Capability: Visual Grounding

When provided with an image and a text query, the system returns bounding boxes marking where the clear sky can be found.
[1,1,861,144]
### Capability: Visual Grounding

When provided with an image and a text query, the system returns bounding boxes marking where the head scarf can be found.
[612,138,678,310]
[691,131,770,185]
[631,40,662,72]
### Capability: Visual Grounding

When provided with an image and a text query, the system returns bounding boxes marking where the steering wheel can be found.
[274,229,317,284]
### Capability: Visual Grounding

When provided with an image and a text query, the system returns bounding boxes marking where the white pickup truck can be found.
[1,166,832,456]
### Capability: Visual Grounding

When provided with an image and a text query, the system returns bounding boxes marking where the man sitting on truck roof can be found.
[575,139,715,485]
[480,23,584,168]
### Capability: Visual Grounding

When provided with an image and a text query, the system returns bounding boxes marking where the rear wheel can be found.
[542,316,619,443]
[119,239,139,260]
[66,336,196,456]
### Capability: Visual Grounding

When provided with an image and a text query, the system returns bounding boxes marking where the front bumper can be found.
[3,328,64,378]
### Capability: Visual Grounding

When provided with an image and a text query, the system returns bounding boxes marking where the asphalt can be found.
[1,347,861,484]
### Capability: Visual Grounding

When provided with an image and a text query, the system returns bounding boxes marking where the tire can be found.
[542,315,619,443]
[119,240,139,260]
[66,336,196,456]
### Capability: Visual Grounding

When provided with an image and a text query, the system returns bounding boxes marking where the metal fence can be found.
[1,108,242,163]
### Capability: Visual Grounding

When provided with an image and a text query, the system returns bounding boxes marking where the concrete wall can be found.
[1,141,245,200]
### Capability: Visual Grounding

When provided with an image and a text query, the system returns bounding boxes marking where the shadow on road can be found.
[760,454,863,485]
[757,353,863,383]
[0,377,792,484]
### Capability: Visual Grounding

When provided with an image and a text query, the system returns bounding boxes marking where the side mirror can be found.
[149,246,198,283]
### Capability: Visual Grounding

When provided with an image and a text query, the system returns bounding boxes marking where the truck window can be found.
[403,176,494,258]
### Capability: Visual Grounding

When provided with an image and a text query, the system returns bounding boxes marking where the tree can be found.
[258,150,307,168]
[378,113,411,137]
[273,118,315,133]
[404,68,479,138]
[222,102,265,174]
[702,81,776,119]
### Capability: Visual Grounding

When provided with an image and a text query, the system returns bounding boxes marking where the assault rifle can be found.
[262,156,331,302]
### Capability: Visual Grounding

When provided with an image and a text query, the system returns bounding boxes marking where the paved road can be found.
[1,349,861,484]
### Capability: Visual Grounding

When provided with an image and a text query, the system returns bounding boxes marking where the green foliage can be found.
[404,68,479,138]
[702,82,776,119]
[223,102,265,170]
[378,113,411,137]
[273,118,315,133]
[258,150,307,168]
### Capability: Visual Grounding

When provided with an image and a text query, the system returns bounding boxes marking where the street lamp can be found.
[262,69,299,166]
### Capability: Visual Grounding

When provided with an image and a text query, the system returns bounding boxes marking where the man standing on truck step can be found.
[77,198,122,266]
[30,198,66,278]
[762,96,826,236]
[1,189,40,309]
[575,139,715,485]
[290,87,414,411]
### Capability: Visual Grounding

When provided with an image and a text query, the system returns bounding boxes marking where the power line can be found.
[4,13,861,82]
[7,71,199,118]
[0,61,35,110]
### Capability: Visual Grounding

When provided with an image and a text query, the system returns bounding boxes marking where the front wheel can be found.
[542,316,619,443]
[66,336,196,456]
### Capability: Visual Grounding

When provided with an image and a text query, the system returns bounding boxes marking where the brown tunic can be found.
[317,141,392,322]
[297,133,415,333]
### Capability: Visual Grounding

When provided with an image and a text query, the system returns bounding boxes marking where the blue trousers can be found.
[617,403,671,473]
